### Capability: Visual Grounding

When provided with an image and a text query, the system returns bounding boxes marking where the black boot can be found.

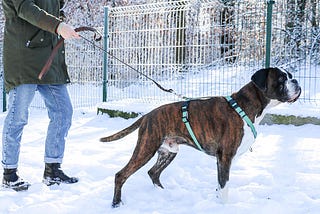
[43,163,79,186]
[2,168,31,191]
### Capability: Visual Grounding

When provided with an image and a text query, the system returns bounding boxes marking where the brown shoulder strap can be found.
[38,26,102,80]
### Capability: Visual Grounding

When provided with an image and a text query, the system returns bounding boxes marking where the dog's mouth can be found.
[287,87,301,103]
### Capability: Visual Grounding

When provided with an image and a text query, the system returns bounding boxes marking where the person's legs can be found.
[2,84,37,190]
[37,84,78,185]
[2,84,36,168]
[37,84,73,163]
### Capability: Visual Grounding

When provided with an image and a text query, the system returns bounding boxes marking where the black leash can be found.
[40,26,187,99]
[78,33,188,100]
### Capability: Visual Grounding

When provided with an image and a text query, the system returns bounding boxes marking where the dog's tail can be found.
[100,116,143,142]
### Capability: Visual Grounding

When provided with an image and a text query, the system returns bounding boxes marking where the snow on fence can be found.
[0,0,319,111]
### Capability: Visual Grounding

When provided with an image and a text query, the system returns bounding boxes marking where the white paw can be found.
[217,183,229,203]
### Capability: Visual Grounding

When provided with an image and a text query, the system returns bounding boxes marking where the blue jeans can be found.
[2,84,73,169]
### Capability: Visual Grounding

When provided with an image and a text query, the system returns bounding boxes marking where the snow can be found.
[0,99,319,213]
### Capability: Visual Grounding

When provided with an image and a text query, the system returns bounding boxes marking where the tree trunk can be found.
[220,0,236,63]
[285,0,306,57]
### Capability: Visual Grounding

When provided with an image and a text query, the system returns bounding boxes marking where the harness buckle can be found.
[181,105,188,123]
[181,100,190,123]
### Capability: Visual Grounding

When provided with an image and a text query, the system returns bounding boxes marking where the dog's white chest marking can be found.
[235,100,280,158]
[235,124,256,158]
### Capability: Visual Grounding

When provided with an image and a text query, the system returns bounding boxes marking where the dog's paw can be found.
[111,200,123,208]
[216,184,229,204]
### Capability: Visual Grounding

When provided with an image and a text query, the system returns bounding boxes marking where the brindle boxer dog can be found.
[100,67,301,208]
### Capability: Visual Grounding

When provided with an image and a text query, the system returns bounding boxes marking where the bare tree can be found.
[220,0,236,63]
[285,0,307,58]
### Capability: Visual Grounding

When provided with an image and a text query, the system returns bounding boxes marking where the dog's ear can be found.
[251,68,269,91]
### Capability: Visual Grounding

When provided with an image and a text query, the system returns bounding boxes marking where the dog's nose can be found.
[291,79,298,84]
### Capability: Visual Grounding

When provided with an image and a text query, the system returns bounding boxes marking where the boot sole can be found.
[2,183,31,191]
[42,178,61,186]
[42,177,79,186]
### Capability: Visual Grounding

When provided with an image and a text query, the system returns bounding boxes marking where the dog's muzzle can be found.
[287,80,301,103]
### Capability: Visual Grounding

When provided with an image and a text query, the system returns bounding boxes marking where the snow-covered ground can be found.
[0,99,319,214]
[0,1,319,212]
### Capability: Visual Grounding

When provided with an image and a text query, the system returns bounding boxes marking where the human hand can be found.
[56,22,80,39]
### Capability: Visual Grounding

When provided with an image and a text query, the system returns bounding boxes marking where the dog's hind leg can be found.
[148,138,179,188]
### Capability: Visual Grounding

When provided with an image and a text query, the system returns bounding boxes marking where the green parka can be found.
[2,0,70,93]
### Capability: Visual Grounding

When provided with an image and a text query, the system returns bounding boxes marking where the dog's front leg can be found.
[148,144,178,188]
[216,149,233,203]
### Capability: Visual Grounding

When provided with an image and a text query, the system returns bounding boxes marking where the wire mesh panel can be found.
[106,0,319,103]
[182,0,266,99]
[106,1,192,102]
[106,0,267,102]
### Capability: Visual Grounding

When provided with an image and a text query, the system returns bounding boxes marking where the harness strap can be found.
[225,96,257,139]
[181,100,204,152]
[181,96,257,153]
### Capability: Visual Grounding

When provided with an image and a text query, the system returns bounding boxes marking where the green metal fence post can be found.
[265,0,275,68]
[103,6,109,102]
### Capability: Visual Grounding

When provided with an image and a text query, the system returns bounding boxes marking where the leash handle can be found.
[74,26,102,41]
[38,26,102,80]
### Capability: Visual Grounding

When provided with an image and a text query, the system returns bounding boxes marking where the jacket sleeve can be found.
[11,0,61,34]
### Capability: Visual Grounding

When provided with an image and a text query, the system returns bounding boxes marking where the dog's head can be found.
[251,67,301,103]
